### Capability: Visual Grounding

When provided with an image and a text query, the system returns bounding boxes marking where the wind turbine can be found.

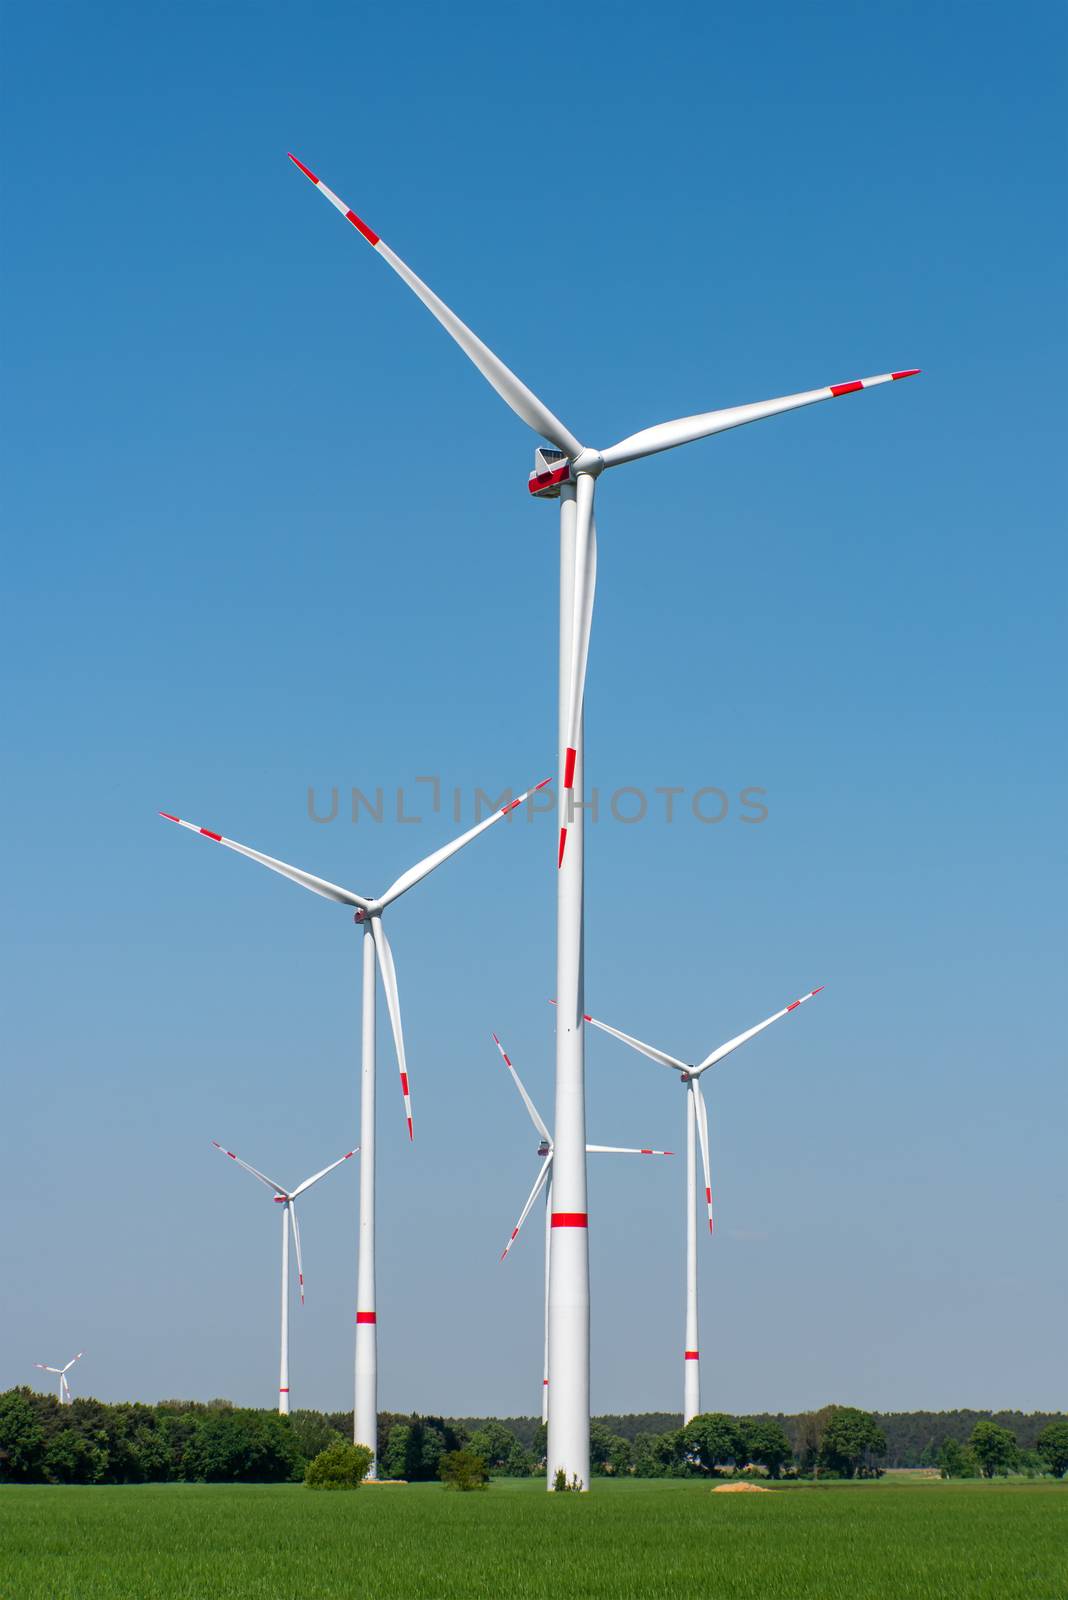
[161,777,546,1469]
[582,987,823,1423]
[35,1351,83,1404]
[287,151,919,1485]
[211,1139,355,1413]
[492,1033,671,1422]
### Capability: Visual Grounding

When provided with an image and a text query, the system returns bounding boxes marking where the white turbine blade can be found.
[211,1140,287,1195]
[692,1079,714,1236]
[558,486,597,870]
[491,1033,551,1142]
[35,1364,62,1374]
[499,1155,553,1262]
[600,370,921,470]
[289,1204,306,1305]
[586,1144,674,1156]
[61,1352,85,1373]
[370,917,413,1141]
[61,1374,71,1403]
[288,155,583,458]
[692,986,825,1075]
[159,813,370,910]
[578,1007,688,1073]
[289,1148,358,1200]
[378,777,552,908]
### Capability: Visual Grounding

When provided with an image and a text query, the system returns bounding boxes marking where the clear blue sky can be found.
[3,0,1065,1419]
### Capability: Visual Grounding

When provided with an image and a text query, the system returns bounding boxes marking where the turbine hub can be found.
[570,447,604,478]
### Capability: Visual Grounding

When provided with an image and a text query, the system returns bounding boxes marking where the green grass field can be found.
[1,1477,1064,1599]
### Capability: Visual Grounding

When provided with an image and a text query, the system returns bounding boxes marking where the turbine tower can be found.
[211,1140,356,1412]
[583,987,823,1422]
[287,151,918,1484]
[492,1033,671,1420]
[162,777,546,1471]
[34,1351,83,1404]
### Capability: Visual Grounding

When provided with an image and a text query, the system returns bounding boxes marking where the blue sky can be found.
[3,0,1065,1420]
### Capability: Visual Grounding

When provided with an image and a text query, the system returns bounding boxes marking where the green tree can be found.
[0,1389,47,1482]
[589,1421,631,1475]
[938,1437,977,1479]
[818,1408,886,1478]
[43,1428,108,1484]
[1036,1420,1068,1479]
[305,1440,372,1489]
[505,1440,535,1477]
[468,1421,518,1471]
[439,1448,489,1490]
[682,1413,745,1474]
[741,1418,792,1478]
[288,1410,345,1464]
[970,1420,1019,1479]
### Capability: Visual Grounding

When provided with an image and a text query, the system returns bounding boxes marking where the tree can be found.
[439,1449,489,1490]
[0,1390,46,1483]
[1036,1420,1068,1479]
[305,1440,372,1489]
[818,1408,886,1478]
[505,1440,535,1477]
[741,1418,792,1478]
[682,1413,745,1474]
[288,1410,346,1464]
[43,1428,108,1484]
[468,1421,518,1471]
[589,1422,631,1475]
[970,1420,1019,1479]
[794,1404,838,1474]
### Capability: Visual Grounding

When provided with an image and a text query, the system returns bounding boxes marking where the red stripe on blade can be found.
[830,380,863,397]
[287,153,319,184]
[892,369,920,380]
[200,828,222,841]
[551,1212,588,1228]
[558,827,567,867]
[787,1001,800,1011]
[534,777,552,791]
[159,812,179,822]
[501,798,521,814]
[563,747,577,789]
[345,209,380,246]
[400,1073,409,1096]
[356,1311,376,1324]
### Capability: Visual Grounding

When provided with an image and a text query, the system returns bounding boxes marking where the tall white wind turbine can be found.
[492,1033,671,1422]
[211,1140,355,1413]
[162,779,547,1468]
[34,1351,84,1404]
[582,987,823,1423]
[288,151,918,1484]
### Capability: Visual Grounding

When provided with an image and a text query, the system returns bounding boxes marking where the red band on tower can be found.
[551,1212,588,1228]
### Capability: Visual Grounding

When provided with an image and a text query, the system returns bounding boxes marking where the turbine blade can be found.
[159,813,370,910]
[577,1007,688,1073]
[692,1079,715,1235]
[586,1144,674,1155]
[492,1033,551,1142]
[288,155,583,457]
[211,1141,287,1195]
[558,485,597,869]
[499,1155,553,1262]
[35,1364,62,1374]
[62,1352,85,1373]
[600,371,921,469]
[371,918,413,1140]
[377,778,551,908]
[692,986,825,1074]
[289,1203,305,1305]
[289,1148,358,1199]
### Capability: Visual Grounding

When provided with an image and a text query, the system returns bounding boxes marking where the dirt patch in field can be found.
[712,1481,771,1493]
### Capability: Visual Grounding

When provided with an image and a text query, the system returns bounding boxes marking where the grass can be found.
[1,1476,1064,1599]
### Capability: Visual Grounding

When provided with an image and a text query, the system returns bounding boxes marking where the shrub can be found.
[304,1440,373,1490]
[1036,1420,1068,1479]
[439,1449,489,1490]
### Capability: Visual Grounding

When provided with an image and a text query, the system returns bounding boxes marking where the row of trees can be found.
[4,1388,1065,1485]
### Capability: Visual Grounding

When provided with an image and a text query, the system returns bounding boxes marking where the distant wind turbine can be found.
[162,776,548,1471]
[35,1351,84,1404]
[211,1140,356,1413]
[581,988,823,1422]
[492,1032,671,1422]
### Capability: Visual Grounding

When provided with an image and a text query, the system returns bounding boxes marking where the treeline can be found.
[3,1388,1065,1485]
[441,1408,1067,1467]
